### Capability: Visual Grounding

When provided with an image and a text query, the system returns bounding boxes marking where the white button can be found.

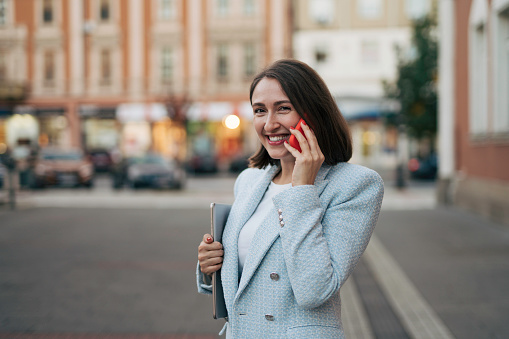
[278,209,282,214]
[279,215,283,221]
[265,314,274,321]
[280,221,285,227]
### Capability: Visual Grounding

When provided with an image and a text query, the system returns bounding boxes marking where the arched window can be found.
[469,0,489,135]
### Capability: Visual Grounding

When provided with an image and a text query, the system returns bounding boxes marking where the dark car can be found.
[125,154,185,189]
[408,153,438,180]
[186,154,218,174]
[88,149,113,172]
[31,148,94,188]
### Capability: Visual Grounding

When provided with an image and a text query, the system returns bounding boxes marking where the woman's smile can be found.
[266,134,291,145]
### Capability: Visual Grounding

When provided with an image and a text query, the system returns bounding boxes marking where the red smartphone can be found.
[288,119,307,152]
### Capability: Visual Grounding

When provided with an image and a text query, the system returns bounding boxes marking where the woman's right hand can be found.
[198,233,224,276]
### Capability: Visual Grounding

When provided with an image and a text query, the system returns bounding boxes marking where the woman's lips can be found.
[266,134,290,145]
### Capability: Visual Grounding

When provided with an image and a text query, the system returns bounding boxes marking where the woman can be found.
[197,59,384,338]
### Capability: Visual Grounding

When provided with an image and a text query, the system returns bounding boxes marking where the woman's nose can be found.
[264,113,280,131]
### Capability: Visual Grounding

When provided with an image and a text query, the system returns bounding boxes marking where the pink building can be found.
[438,0,509,225]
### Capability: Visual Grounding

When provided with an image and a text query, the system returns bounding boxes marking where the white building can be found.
[293,0,433,168]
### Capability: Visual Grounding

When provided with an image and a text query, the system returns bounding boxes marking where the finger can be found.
[300,122,318,151]
[201,263,222,275]
[203,234,213,244]
[284,139,302,157]
[290,127,311,154]
[198,241,222,253]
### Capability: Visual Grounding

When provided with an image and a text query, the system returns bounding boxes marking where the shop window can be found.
[493,3,509,132]
[160,0,175,20]
[315,45,328,64]
[43,50,55,86]
[469,0,489,135]
[217,0,228,17]
[100,0,110,21]
[217,44,229,80]
[243,0,255,16]
[0,0,7,26]
[161,47,173,83]
[43,0,53,24]
[244,43,255,77]
[100,49,111,85]
[357,0,382,19]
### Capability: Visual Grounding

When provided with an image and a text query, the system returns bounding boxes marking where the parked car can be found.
[125,154,185,189]
[31,148,94,188]
[229,154,250,173]
[186,154,218,174]
[0,163,6,188]
[408,153,438,180]
[88,149,113,172]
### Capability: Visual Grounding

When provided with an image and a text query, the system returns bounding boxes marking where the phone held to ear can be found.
[288,118,307,153]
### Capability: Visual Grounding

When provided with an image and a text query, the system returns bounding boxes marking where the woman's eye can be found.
[279,106,291,112]
[253,108,266,115]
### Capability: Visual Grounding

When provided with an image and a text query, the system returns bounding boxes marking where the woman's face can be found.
[251,77,301,163]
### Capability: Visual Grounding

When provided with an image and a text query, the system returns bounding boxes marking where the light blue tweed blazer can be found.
[197,162,384,338]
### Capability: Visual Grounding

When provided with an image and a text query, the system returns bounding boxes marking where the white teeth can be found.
[268,135,287,142]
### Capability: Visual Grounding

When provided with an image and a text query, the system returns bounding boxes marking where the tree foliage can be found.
[384,13,438,140]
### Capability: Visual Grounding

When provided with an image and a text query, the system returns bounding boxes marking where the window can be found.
[493,3,509,132]
[243,0,255,16]
[161,48,173,82]
[43,0,53,24]
[357,0,382,19]
[0,0,7,26]
[217,44,228,79]
[100,0,110,21]
[160,0,175,20]
[0,52,6,80]
[217,0,228,17]
[309,0,335,25]
[314,45,328,64]
[361,41,379,64]
[405,0,430,20]
[244,43,255,77]
[44,50,55,84]
[100,49,111,84]
[468,0,489,134]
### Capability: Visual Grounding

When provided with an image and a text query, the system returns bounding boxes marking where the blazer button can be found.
[265,314,275,321]
[270,272,280,281]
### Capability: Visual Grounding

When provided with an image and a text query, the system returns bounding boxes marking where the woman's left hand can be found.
[284,120,325,186]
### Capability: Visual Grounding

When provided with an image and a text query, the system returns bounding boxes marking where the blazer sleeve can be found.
[196,168,251,294]
[272,167,384,309]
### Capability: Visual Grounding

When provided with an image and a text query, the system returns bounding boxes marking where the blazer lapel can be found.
[221,166,278,310]
[233,165,332,302]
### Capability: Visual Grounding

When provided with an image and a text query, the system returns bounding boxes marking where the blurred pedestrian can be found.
[197,59,384,338]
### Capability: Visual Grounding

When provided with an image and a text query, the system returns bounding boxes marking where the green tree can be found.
[384,13,438,147]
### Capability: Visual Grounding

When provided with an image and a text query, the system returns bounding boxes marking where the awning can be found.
[116,103,168,122]
[336,97,400,121]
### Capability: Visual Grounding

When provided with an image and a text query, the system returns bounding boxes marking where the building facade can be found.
[0,0,292,166]
[438,0,509,225]
[292,0,433,168]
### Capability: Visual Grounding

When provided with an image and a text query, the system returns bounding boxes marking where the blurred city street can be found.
[1,173,508,338]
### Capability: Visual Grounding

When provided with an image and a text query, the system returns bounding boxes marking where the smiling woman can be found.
[197,59,384,338]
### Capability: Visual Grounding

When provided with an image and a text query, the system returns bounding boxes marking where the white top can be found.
[238,181,292,275]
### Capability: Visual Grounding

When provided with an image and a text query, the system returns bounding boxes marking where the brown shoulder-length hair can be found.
[248,59,352,169]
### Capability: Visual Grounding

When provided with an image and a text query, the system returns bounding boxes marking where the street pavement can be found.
[0,173,508,338]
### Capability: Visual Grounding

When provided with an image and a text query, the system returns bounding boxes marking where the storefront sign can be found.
[116,103,168,122]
